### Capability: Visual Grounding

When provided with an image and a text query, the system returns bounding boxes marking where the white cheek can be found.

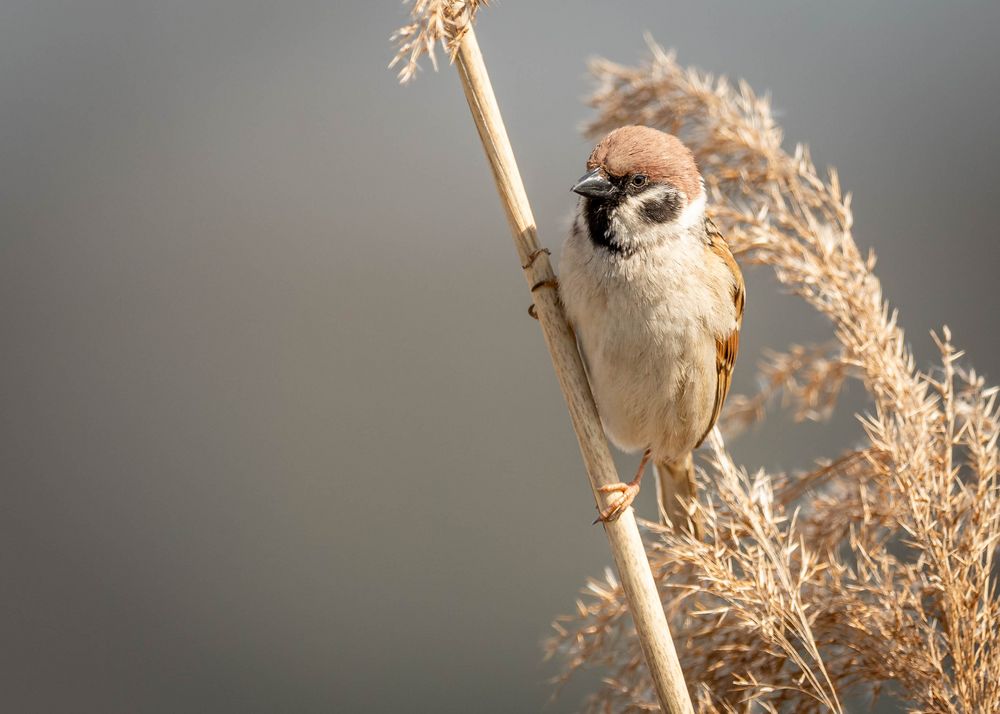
[610,195,647,234]
[609,187,706,251]
[676,191,706,231]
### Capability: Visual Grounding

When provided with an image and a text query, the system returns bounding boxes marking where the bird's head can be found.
[573,126,704,254]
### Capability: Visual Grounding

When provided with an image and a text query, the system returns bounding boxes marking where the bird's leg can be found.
[594,449,652,523]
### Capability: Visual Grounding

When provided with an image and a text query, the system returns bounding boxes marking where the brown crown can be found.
[587,126,701,199]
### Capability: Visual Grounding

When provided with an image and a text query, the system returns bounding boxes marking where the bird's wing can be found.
[696,218,745,447]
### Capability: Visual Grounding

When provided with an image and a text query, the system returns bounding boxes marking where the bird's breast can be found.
[559,225,732,458]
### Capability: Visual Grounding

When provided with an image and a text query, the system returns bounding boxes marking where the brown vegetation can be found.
[547,40,1000,713]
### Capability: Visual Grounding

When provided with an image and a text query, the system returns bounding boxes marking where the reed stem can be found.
[453,26,693,714]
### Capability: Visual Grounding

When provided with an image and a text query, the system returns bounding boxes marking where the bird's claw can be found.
[593,481,640,524]
[528,277,559,319]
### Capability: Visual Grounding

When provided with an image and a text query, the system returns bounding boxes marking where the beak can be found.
[572,168,616,198]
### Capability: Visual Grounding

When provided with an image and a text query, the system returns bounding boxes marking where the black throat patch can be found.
[583,196,623,254]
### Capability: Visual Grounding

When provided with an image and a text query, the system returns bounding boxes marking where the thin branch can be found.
[391,4,695,712]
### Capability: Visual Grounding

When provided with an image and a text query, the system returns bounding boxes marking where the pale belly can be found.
[578,300,717,461]
[559,215,737,462]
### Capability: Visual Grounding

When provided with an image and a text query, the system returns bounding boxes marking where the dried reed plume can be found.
[547,39,1000,713]
[389,0,488,83]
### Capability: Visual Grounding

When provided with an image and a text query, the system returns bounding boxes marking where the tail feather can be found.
[654,453,703,538]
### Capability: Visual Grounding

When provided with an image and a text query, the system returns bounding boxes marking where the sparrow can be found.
[559,125,744,532]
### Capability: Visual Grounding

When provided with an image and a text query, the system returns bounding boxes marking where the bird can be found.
[558,125,745,533]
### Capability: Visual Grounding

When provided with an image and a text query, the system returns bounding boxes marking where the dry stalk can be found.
[391,5,694,713]
[547,39,1000,713]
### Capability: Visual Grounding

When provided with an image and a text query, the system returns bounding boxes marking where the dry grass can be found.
[547,39,1000,713]
[389,0,488,83]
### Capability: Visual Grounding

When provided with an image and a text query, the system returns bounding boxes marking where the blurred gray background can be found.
[2,1,998,712]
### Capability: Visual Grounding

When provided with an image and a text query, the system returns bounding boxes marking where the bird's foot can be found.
[528,275,559,320]
[594,480,641,524]
[593,449,651,524]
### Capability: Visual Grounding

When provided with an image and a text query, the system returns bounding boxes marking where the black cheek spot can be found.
[639,192,682,224]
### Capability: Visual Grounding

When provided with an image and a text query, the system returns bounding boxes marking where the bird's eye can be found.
[631,174,648,188]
